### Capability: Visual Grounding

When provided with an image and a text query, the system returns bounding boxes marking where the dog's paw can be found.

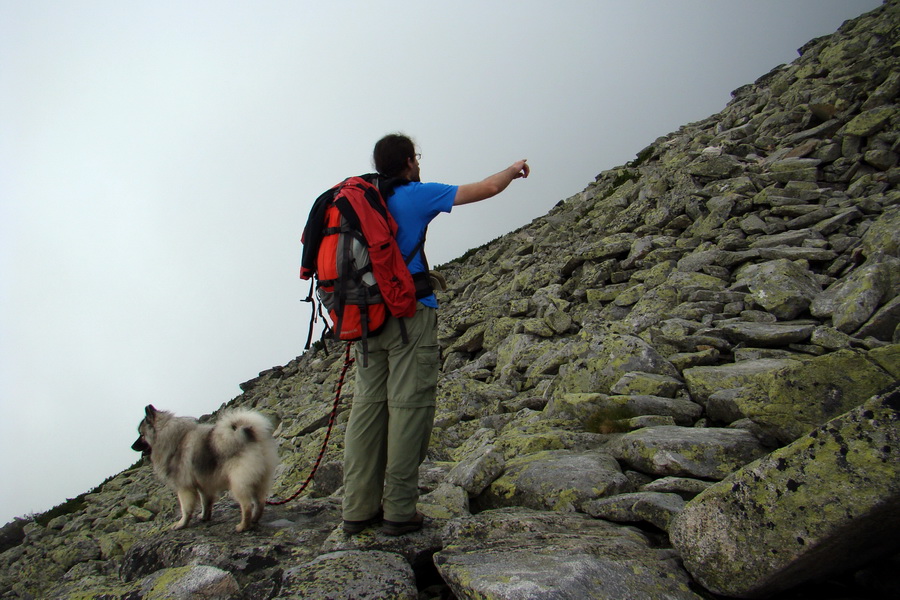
[172,521,188,530]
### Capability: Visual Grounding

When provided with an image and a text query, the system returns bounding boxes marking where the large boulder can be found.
[810,253,900,333]
[669,384,900,598]
[685,349,896,443]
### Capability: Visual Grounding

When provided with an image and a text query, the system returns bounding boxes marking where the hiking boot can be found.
[342,510,383,535]
[382,511,424,536]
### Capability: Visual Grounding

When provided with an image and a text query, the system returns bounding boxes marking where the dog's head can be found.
[131,404,158,457]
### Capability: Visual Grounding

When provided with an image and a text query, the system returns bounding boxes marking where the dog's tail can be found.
[214,409,275,457]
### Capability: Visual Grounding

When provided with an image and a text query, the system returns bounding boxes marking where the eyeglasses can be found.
[415,153,422,161]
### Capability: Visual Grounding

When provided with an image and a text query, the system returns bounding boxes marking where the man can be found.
[342,133,529,536]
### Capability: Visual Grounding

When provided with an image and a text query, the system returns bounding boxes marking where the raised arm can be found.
[454,160,530,206]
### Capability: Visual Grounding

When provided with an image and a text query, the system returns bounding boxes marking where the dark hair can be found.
[373,133,415,177]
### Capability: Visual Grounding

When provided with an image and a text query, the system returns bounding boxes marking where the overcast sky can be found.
[0,1,882,525]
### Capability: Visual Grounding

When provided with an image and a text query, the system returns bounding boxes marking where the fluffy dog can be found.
[132,404,278,532]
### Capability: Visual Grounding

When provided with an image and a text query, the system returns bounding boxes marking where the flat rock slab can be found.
[277,550,417,600]
[608,425,767,480]
[142,565,239,600]
[435,508,703,600]
[479,449,630,512]
[583,491,686,530]
[718,321,816,346]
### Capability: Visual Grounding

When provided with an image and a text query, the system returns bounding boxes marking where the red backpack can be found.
[300,175,429,363]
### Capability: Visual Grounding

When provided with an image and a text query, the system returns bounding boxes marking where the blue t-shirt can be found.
[387,181,457,308]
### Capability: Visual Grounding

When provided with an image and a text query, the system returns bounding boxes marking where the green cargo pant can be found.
[342,303,439,523]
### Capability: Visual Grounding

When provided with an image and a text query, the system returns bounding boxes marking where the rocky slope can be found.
[3,2,900,598]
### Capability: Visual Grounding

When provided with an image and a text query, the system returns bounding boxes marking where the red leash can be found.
[266,342,354,505]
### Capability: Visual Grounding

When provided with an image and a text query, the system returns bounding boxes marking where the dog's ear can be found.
[145,405,157,422]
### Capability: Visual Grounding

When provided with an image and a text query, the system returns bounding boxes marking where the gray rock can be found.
[748,228,824,249]
[544,392,701,428]
[479,449,630,512]
[856,295,900,341]
[278,550,417,600]
[583,491,686,530]
[735,259,821,320]
[683,358,801,406]
[607,425,767,480]
[556,333,679,395]
[610,371,685,397]
[141,565,240,600]
[811,253,898,333]
[446,445,505,496]
[435,509,703,600]
[718,320,816,346]
[861,206,900,257]
[640,476,714,499]
[670,385,900,598]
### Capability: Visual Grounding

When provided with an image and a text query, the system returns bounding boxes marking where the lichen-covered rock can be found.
[446,444,505,496]
[556,333,679,395]
[278,550,417,600]
[857,295,900,342]
[640,476,714,499]
[869,344,900,378]
[49,535,100,570]
[716,349,895,444]
[718,321,816,347]
[669,384,900,598]
[436,373,517,422]
[419,483,470,519]
[583,491,686,530]
[683,358,801,407]
[142,565,240,600]
[735,259,822,320]
[811,253,899,333]
[861,206,900,258]
[435,508,703,600]
[622,284,680,333]
[608,425,767,480]
[610,371,685,397]
[843,106,896,137]
[479,449,630,512]
[543,392,702,428]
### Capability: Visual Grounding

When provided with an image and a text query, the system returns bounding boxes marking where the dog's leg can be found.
[233,487,255,532]
[252,498,264,524]
[174,489,197,530]
[236,503,254,533]
[199,490,214,522]
[252,483,267,524]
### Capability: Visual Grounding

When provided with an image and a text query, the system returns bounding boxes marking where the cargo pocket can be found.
[416,343,440,396]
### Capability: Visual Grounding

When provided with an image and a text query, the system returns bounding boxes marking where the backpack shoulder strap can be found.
[405,227,427,265]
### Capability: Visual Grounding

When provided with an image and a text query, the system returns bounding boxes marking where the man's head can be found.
[373,133,420,181]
